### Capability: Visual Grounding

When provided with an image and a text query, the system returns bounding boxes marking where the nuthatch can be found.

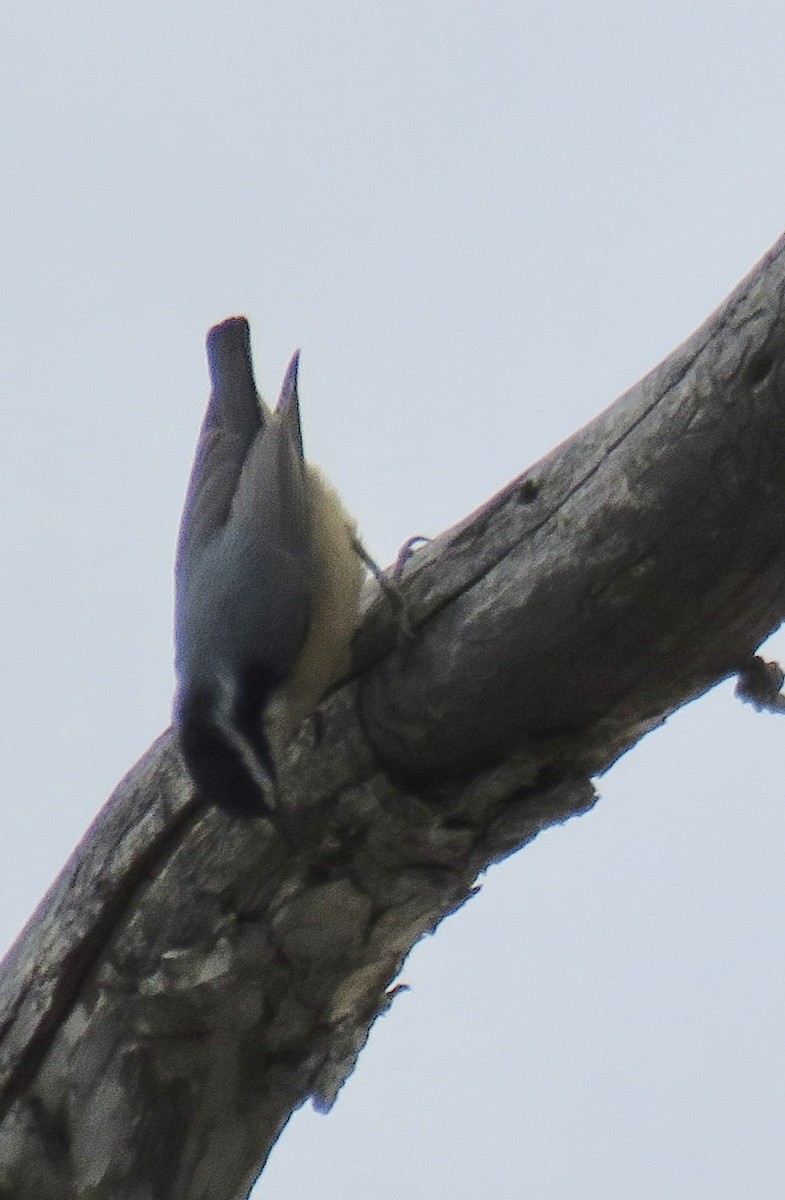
[173,317,365,818]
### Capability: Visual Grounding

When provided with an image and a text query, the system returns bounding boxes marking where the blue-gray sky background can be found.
[3,3,785,1196]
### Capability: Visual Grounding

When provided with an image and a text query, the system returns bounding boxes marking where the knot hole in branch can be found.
[745,351,775,386]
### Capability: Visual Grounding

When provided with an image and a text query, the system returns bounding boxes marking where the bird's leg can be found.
[350,532,429,643]
[392,534,430,580]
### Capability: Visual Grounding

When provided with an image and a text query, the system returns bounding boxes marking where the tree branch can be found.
[3,232,785,1198]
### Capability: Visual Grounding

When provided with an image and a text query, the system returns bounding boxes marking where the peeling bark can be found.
[3,233,785,1198]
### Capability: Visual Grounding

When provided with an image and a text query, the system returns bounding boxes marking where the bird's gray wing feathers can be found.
[221,351,312,669]
[176,337,313,682]
[230,351,308,558]
[177,317,268,567]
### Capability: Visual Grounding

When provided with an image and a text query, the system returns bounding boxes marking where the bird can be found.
[173,316,365,818]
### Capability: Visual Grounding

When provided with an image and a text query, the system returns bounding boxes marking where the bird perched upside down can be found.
[173,317,365,817]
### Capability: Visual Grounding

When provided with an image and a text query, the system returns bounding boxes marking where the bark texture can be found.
[3,233,785,1198]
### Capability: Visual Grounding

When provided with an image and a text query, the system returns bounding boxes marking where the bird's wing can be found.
[177,317,268,567]
[222,350,313,668]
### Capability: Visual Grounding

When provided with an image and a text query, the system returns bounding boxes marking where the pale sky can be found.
[3,3,785,1197]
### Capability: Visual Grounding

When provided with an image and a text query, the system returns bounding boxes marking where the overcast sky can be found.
[3,2,785,1196]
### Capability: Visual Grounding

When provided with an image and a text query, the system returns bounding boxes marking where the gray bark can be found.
[3,232,785,1198]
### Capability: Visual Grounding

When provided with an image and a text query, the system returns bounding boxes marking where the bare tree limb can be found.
[3,232,785,1198]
